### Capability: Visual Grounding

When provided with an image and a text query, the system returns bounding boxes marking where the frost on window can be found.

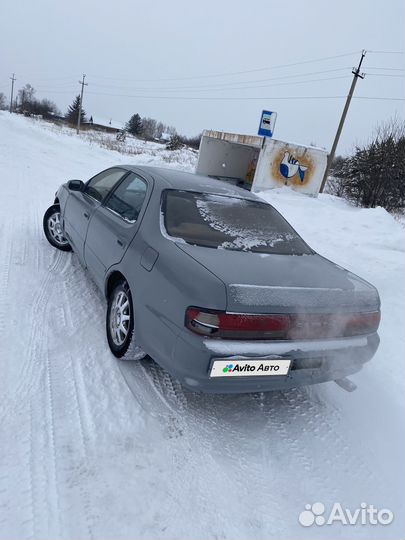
[163,191,312,255]
[195,196,296,251]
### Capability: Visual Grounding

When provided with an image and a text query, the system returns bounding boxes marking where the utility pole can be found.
[319,50,366,193]
[76,74,88,134]
[9,73,16,113]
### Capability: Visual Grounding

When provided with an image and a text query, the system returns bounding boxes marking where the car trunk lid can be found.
[176,243,380,314]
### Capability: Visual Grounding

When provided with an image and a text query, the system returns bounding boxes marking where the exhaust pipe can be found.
[335,377,357,392]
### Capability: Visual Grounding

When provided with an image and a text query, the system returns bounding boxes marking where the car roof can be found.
[121,165,263,201]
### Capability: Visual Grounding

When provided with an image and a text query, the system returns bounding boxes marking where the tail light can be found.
[185,307,380,340]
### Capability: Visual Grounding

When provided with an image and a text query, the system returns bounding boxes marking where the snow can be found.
[228,282,379,310]
[89,117,125,130]
[0,112,404,539]
[195,194,295,251]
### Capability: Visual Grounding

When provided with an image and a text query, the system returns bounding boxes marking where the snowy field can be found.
[0,112,404,540]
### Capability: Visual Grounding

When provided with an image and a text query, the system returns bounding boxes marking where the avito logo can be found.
[222,363,280,374]
[298,502,394,527]
[222,364,235,374]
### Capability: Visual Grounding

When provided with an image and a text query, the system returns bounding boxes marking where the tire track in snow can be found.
[42,326,62,536]
[0,249,65,423]
[0,222,12,338]
[24,264,96,539]
[120,360,230,537]
[66,352,96,539]
[120,359,391,538]
[120,360,286,538]
[0,225,74,538]
[35,256,100,539]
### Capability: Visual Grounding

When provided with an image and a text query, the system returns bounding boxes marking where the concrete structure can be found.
[196,130,327,196]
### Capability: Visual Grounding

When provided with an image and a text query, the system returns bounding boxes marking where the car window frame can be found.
[102,171,150,224]
[160,188,315,255]
[83,167,130,204]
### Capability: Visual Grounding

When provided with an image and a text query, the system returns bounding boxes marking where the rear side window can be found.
[163,190,312,255]
[105,173,147,222]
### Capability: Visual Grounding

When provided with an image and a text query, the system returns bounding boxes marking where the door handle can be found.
[117,239,126,248]
[83,212,90,219]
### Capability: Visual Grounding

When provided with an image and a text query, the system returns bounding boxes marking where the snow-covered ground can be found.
[0,112,403,540]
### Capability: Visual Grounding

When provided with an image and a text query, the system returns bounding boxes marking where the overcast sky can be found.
[1,0,404,154]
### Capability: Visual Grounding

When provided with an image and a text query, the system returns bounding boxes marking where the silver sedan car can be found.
[43,166,380,393]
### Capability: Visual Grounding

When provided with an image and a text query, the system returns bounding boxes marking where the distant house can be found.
[159,132,171,142]
[48,112,66,122]
[81,117,124,134]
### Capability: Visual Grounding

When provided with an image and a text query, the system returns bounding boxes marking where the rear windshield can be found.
[162,190,313,255]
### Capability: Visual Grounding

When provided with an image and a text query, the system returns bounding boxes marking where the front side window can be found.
[85,168,127,202]
[105,173,147,222]
[163,190,313,255]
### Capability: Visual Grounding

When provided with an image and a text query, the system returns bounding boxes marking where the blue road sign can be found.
[258,110,277,137]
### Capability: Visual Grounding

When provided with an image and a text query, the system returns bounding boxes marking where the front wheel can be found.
[43,205,72,251]
[106,281,146,360]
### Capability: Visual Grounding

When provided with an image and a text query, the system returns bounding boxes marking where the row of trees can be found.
[0,84,86,126]
[125,113,201,149]
[329,118,405,212]
[15,84,60,119]
[2,82,201,150]
[125,113,176,140]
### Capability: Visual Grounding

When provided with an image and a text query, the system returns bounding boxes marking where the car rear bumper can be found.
[168,331,380,393]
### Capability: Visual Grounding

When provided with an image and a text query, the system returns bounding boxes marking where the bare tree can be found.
[166,125,177,136]
[331,117,405,211]
[0,92,7,110]
[18,84,36,111]
[180,132,202,150]
[141,117,158,140]
[155,121,165,139]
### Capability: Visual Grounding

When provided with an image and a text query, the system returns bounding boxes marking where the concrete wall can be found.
[252,139,328,196]
[196,136,260,181]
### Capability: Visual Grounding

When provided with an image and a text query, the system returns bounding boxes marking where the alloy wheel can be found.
[47,211,69,246]
[109,290,131,346]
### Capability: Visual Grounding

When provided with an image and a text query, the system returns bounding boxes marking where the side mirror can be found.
[68,179,85,191]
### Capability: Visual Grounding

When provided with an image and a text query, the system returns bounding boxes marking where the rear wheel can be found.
[43,205,72,251]
[106,280,146,360]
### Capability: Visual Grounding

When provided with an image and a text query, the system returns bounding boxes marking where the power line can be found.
[31,75,351,98]
[31,75,350,95]
[365,73,404,78]
[87,67,352,92]
[12,66,353,94]
[368,50,405,54]
[353,96,404,101]
[182,75,351,93]
[366,67,405,71]
[86,73,352,94]
[86,51,361,83]
[12,74,77,81]
[83,91,404,101]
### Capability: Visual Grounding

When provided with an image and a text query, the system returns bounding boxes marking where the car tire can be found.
[106,280,146,360]
[43,205,72,252]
